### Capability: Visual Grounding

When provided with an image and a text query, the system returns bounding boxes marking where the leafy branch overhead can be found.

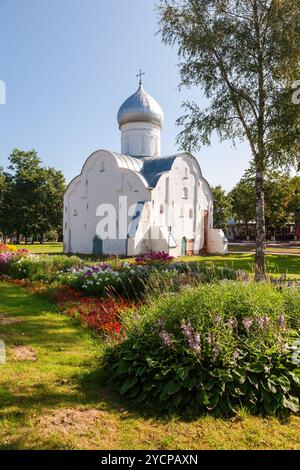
[159,0,300,168]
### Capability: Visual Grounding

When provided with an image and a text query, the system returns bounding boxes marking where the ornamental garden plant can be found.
[103,281,300,417]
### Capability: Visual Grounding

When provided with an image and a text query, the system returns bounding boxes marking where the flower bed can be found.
[52,287,134,338]
[59,263,151,299]
[59,259,245,300]
[135,251,174,266]
[2,253,84,282]
[0,244,18,253]
[0,246,30,271]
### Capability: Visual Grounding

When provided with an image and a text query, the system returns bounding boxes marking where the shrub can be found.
[103,282,300,417]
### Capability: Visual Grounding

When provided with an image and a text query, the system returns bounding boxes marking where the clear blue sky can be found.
[0,0,251,191]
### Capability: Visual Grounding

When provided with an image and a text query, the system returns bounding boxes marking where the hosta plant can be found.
[103,281,300,417]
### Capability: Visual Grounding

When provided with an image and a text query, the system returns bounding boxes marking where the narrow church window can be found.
[184,168,188,179]
[189,209,193,219]
[86,179,88,186]
[65,206,68,213]
[87,203,89,210]
[84,224,87,230]
[180,208,184,218]
[183,187,188,199]
[100,162,105,172]
[152,200,155,208]
[160,204,164,214]
[65,223,67,230]
[73,209,78,217]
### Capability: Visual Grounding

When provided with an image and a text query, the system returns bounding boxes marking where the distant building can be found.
[63,78,228,256]
[226,221,299,242]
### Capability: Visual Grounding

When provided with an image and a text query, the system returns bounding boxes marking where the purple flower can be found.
[213,343,221,361]
[207,332,212,346]
[257,315,270,330]
[180,321,201,354]
[181,320,193,340]
[233,350,239,362]
[242,318,253,333]
[226,318,238,331]
[278,314,285,329]
[214,314,222,325]
[189,333,201,353]
[0,252,13,264]
[159,330,172,347]
[157,317,166,329]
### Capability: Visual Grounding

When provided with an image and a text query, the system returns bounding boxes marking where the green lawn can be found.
[229,243,300,254]
[14,243,63,254]
[177,253,300,279]
[0,282,300,450]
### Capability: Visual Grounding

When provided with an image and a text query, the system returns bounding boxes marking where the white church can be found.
[63,76,227,257]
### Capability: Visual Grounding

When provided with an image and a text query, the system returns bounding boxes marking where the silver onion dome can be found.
[117,84,164,129]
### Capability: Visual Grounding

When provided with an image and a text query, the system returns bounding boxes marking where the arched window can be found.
[189,209,193,219]
[184,167,188,179]
[100,162,105,172]
[183,187,188,199]
[73,209,78,217]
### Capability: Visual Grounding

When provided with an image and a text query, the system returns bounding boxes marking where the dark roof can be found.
[140,155,177,187]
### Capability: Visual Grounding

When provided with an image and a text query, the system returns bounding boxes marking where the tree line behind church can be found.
[0,149,66,244]
[212,171,300,238]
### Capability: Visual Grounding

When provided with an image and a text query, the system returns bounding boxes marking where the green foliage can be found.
[6,254,83,282]
[158,0,300,167]
[211,186,233,230]
[0,149,66,242]
[103,282,300,416]
[230,172,300,233]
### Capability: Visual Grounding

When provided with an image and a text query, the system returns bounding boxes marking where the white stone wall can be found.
[64,150,150,254]
[207,228,228,254]
[139,154,213,257]
[120,122,161,157]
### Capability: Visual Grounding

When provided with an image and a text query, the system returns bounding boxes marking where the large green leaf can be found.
[120,376,138,395]
[282,396,299,413]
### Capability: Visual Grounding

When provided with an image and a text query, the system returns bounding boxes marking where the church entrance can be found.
[181,237,187,256]
[92,235,103,255]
